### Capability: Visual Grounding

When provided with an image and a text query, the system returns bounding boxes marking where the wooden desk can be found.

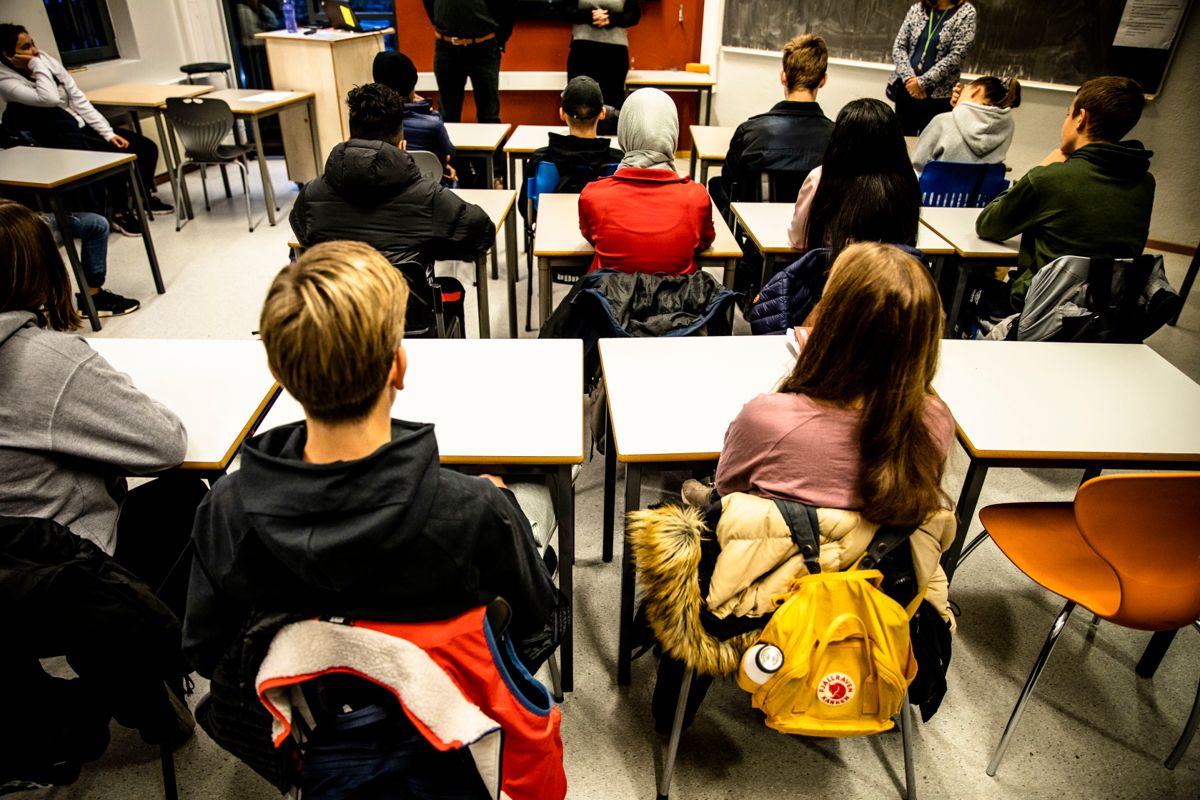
[598,335,798,685]
[932,340,1200,582]
[688,125,735,182]
[205,89,322,224]
[87,338,279,473]
[920,207,1020,334]
[0,147,163,331]
[444,122,512,189]
[258,338,585,691]
[531,193,742,326]
[502,125,568,190]
[626,69,716,126]
[87,82,214,221]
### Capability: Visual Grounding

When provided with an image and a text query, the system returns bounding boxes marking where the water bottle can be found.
[736,643,784,693]
[283,0,298,34]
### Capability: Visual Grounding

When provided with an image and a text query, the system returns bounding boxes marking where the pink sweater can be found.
[714,391,956,510]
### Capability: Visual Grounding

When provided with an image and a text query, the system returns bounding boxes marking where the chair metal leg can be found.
[199,164,211,212]
[220,164,232,198]
[987,599,1076,777]
[957,530,991,567]
[657,666,693,800]
[238,159,254,232]
[1166,674,1200,769]
[159,741,179,800]
[174,164,188,232]
[547,652,564,704]
[902,692,917,800]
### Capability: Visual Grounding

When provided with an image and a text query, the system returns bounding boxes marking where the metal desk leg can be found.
[250,116,278,225]
[617,461,642,687]
[723,258,736,289]
[153,110,191,221]
[505,210,518,338]
[538,256,552,326]
[942,458,989,583]
[703,86,712,125]
[1136,629,1178,679]
[603,410,616,563]
[306,96,323,181]
[128,163,165,294]
[688,147,697,180]
[475,254,491,338]
[944,258,969,338]
[700,160,710,186]
[1170,248,1198,326]
[51,196,100,331]
[556,464,576,693]
[930,253,946,283]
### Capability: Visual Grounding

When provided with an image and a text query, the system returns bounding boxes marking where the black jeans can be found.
[567,39,630,110]
[433,38,502,123]
[892,92,952,137]
[80,124,161,207]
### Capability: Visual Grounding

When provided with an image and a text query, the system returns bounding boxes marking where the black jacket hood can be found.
[236,420,439,590]
[322,139,422,202]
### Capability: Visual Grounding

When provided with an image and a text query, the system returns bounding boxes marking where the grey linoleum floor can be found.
[35,158,1200,799]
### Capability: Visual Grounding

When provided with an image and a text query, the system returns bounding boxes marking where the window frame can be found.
[43,0,121,68]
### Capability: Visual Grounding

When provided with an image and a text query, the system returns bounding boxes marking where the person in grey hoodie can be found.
[0,200,202,609]
[911,75,1021,173]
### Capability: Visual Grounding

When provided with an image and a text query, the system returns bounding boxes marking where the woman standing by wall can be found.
[564,1,641,112]
[889,0,977,136]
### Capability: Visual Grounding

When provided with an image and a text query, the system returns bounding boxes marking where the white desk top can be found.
[88,338,278,471]
[689,125,735,160]
[259,339,584,464]
[444,122,513,151]
[920,207,1020,258]
[627,70,716,88]
[87,82,212,108]
[600,336,796,461]
[933,340,1200,462]
[203,88,313,115]
[730,202,954,256]
[0,147,135,189]
[533,193,741,259]
[453,188,515,231]
[503,125,569,154]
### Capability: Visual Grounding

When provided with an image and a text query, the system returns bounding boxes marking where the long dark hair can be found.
[779,243,948,525]
[0,200,81,331]
[805,99,920,256]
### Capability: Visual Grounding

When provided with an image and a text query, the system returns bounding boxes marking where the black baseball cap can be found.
[561,76,604,121]
[373,51,418,97]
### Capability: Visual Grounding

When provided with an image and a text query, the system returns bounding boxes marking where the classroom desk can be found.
[0,147,163,331]
[730,201,956,287]
[626,70,716,126]
[87,338,279,474]
[531,193,743,326]
[87,82,214,221]
[932,339,1200,584]
[919,207,1021,335]
[203,89,321,226]
[688,125,735,183]
[598,335,798,685]
[444,122,512,189]
[502,125,569,191]
[258,338,585,691]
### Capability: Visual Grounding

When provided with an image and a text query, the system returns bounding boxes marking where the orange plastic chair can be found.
[978,473,1200,776]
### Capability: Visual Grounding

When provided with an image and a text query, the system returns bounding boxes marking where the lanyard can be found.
[919,8,948,66]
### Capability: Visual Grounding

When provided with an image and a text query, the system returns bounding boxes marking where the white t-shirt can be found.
[0,52,115,141]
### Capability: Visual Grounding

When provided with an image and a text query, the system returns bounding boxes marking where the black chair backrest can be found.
[165,97,235,162]
[1058,255,1158,343]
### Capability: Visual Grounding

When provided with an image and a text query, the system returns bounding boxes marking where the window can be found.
[43,0,120,67]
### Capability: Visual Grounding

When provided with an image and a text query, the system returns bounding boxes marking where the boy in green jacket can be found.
[976,76,1155,309]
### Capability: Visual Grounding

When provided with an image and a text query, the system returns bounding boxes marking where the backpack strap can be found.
[858,523,919,571]
[772,498,821,575]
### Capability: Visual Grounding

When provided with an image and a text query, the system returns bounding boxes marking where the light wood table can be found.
[0,147,163,331]
[626,69,716,126]
[920,206,1021,335]
[204,89,322,224]
[598,335,798,685]
[502,125,568,191]
[445,123,514,280]
[87,338,279,473]
[258,338,585,691]
[688,125,735,182]
[531,193,742,326]
[87,82,214,220]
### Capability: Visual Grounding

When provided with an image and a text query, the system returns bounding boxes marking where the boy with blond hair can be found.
[183,241,562,790]
[712,33,834,211]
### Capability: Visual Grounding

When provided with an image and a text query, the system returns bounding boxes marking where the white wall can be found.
[705,1,1200,246]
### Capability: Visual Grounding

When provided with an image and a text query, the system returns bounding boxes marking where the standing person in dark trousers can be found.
[888,1,977,136]
[564,1,640,115]
[423,0,512,124]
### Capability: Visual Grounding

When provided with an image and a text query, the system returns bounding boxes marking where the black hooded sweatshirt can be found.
[183,420,563,681]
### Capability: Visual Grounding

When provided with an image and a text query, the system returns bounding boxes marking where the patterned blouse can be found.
[890,2,978,99]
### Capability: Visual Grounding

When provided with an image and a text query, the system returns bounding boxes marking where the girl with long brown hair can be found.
[715,242,953,525]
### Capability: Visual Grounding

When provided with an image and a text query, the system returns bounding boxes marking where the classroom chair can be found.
[407,150,442,184]
[977,473,1200,776]
[919,161,1007,208]
[165,97,258,232]
[179,62,233,88]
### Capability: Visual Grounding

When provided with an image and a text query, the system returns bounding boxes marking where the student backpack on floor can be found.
[736,501,919,736]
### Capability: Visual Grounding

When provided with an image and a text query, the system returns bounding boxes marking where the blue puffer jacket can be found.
[749,245,928,335]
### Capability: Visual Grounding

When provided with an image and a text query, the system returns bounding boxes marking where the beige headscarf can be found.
[617,88,679,171]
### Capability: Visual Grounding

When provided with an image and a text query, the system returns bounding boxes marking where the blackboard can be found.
[721,1,1190,94]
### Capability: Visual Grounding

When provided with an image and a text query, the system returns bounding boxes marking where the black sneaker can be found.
[110,211,144,237]
[80,289,140,317]
[147,195,174,214]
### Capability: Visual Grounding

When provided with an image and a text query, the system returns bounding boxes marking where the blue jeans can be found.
[44,212,109,288]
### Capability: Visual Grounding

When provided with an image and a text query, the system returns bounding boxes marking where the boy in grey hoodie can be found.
[911,76,1021,172]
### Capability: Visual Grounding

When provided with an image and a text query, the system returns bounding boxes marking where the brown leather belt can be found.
[435,31,496,46]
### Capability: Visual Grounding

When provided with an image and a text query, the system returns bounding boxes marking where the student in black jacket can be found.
[710,34,834,212]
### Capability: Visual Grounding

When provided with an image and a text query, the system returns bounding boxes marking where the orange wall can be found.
[394,1,706,125]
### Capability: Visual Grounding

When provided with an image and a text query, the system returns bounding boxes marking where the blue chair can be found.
[920,161,1008,208]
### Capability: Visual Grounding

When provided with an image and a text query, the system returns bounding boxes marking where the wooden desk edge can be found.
[226,93,316,116]
[182,383,281,472]
[729,205,793,255]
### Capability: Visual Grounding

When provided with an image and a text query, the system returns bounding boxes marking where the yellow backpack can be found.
[736,501,920,737]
